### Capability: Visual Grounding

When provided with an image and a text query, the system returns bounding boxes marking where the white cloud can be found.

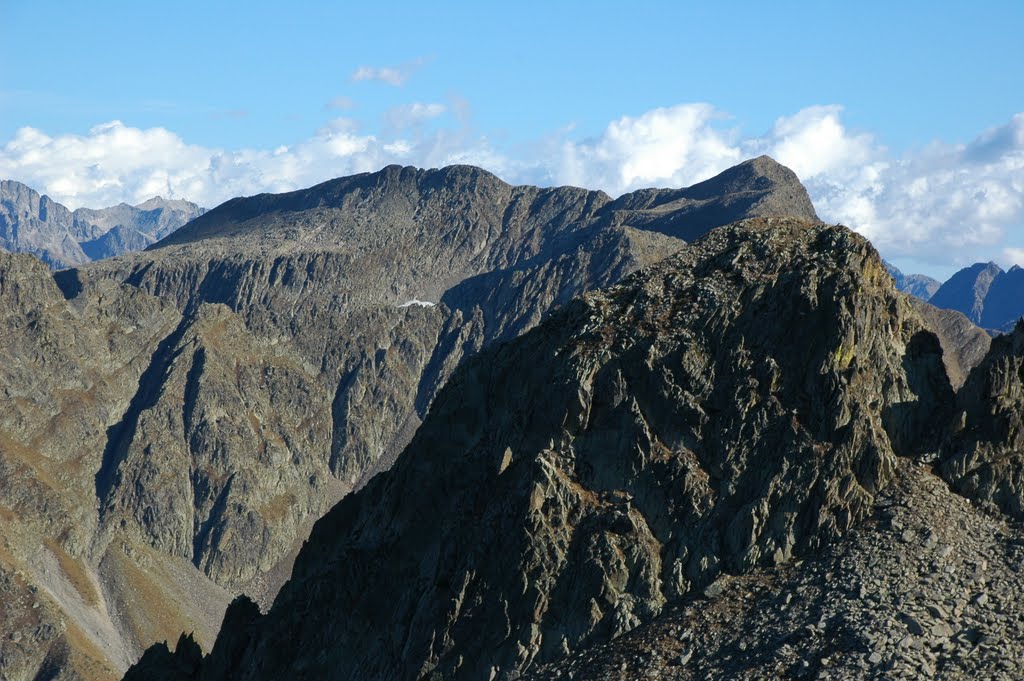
[0,115,507,210]
[760,105,880,179]
[1,104,1022,273]
[1003,247,1024,268]
[764,110,1024,269]
[384,102,446,130]
[551,104,742,192]
[350,57,428,87]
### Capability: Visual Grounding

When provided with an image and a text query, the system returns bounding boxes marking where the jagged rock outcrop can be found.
[0,180,204,267]
[525,460,1024,680]
[0,158,822,679]
[127,218,953,681]
[939,321,1024,517]
[908,298,992,390]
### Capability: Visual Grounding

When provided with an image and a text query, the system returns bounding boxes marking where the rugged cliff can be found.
[126,218,961,680]
[940,322,1024,517]
[0,158,822,679]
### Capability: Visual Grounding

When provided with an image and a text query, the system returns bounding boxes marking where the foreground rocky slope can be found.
[0,158,822,679]
[126,218,965,680]
[527,460,1024,680]
[0,180,204,268]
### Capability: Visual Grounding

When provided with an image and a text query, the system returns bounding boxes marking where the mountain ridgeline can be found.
[929,261,1024,332]
[0,180,205,268]
[125,216,1024,680]
[0,157,830,680]
[884,261,941,301]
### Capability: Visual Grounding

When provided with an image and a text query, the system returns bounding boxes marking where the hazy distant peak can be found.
[0,179,204,267]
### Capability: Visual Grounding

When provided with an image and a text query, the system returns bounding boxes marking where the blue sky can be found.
[1,1,1022,278]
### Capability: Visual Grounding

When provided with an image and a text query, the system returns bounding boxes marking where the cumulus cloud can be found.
[765,110,1024,269]
[1,104,1021,272]
[551,104,742,192]
[350,57,428,87]
[0,116,506,209]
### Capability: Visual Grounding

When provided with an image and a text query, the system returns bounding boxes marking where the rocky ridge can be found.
[125,217,972,680]
[0,158,821,679]
[940,322,1024,518]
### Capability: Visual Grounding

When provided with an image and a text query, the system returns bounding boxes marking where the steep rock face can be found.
[67,158,815,596]
[0,181,203,268]
[139,219,951,681]
[93,302,339,587]
[0,252,236,681]
[1,159,822,678]
[939,322,1024,516]
[908,298,992,389]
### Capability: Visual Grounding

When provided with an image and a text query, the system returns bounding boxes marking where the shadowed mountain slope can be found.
[125,218,958,681]
[0,158,821,680]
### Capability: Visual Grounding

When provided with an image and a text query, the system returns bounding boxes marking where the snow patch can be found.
[398,298,435,308]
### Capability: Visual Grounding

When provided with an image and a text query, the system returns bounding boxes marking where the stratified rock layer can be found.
[131,218,953,681]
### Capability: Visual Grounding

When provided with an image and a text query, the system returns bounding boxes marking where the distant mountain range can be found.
[0,180,205,268]
[883,261,941,300]
[887,260,1024,334]
[928,262,1024,333]
[5,176,1020,336]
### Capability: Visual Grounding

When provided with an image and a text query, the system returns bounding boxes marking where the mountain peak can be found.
[928,260,1024,330]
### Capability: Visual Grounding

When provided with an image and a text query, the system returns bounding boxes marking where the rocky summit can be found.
[123,216,1023,681]
[0,158,827,680]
